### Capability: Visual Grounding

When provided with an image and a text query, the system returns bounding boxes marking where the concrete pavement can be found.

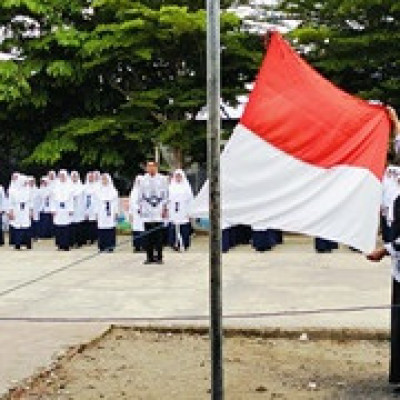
[0,234,393,394]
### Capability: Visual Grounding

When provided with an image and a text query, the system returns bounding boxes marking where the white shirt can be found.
[94,193,119,229]
[83,184,98,222]
[129,184,144,231]
[40,186,52,213]
[94,180,119,229]
[30,187,42,221]
[382,179,400,224]
[138,173,168,223]
[51,184,74,226]
[71,184,85,223]
[168,184,193,225]
[8,188,32,229]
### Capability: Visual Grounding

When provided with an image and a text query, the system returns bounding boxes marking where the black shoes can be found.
[144,259,163,265]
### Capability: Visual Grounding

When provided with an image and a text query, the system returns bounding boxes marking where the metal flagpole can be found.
[207,0,223,398]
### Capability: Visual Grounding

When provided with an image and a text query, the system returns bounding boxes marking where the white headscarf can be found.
[130,175,143,202]
[70,171,84,196]
[84,171,99,195]
[97,173,118,201]
[169,169,193,196]
[8,172,23,196]
[53,169,72,201]
[39,176,51,198]
[12,175,31,202]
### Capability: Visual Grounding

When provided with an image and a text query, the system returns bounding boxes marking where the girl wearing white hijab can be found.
[129,175,145,251]
[70,171,85,248]
[168,169,194,251]
[7,172,22,246]
[94,173,119,252]
[83,171,99,245]
[38,177,53,238]
[8,176,33,250]
[51,170,74,251]
[28,176,41,241]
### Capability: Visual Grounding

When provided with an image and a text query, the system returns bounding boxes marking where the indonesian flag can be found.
[192,32,391,253]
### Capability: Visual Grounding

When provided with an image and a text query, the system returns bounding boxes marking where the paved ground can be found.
[0,234,393,394]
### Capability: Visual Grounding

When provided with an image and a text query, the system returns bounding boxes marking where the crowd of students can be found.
[0,167,195,254]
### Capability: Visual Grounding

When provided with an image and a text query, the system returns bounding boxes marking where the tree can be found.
[276,0,400,109]
[0,0,262,185]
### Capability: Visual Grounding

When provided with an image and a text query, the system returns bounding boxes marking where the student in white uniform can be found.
[70,171,85,248]
[28,176,42,241]
[8,176,33,250]
[38,177,53,238]
[52,170,74,251]
[7,172,22,246]
[168,169,194,251]
[129,175,145,252]
[137,161,169,264]
[83,172,98,245]
[94,173,119,252]
[382,169,400,243]
[0,183,6,246]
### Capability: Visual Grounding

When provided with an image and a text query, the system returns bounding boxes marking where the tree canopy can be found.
[0,0,262,183]
[277,0,400,108]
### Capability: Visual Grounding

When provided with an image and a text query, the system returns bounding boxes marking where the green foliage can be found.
[0,0,261,182]
[277,0,400,108]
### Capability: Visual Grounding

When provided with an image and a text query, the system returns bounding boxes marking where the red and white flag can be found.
[192,32,391,253]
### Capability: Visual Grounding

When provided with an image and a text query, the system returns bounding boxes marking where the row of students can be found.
[0,171,119,252]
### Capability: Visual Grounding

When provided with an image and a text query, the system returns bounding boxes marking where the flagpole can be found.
[207,0,223,399]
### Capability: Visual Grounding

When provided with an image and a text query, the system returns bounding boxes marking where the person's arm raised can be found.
[388,106,400,136]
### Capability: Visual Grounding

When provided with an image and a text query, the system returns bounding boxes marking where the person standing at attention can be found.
[138,161,169,264]
[367,106,400,391]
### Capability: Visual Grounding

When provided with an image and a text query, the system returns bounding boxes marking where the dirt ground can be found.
[3,327,397,400]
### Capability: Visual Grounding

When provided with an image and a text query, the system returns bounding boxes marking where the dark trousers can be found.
[222,228,231,253]
[132,230,144,251]
[144,222,164,261]
[0,214,4,246]
[391,278,400,384]
[381,214,393,243]
[9,225,15,246]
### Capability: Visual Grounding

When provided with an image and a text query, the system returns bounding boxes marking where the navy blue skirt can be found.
[314,237,338,252]
[252,229,278,252]
[55,225,71,250]
[13,227,32,249]
[168,223,192,250]
[39,212,54,238]
[98,228,116,252]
